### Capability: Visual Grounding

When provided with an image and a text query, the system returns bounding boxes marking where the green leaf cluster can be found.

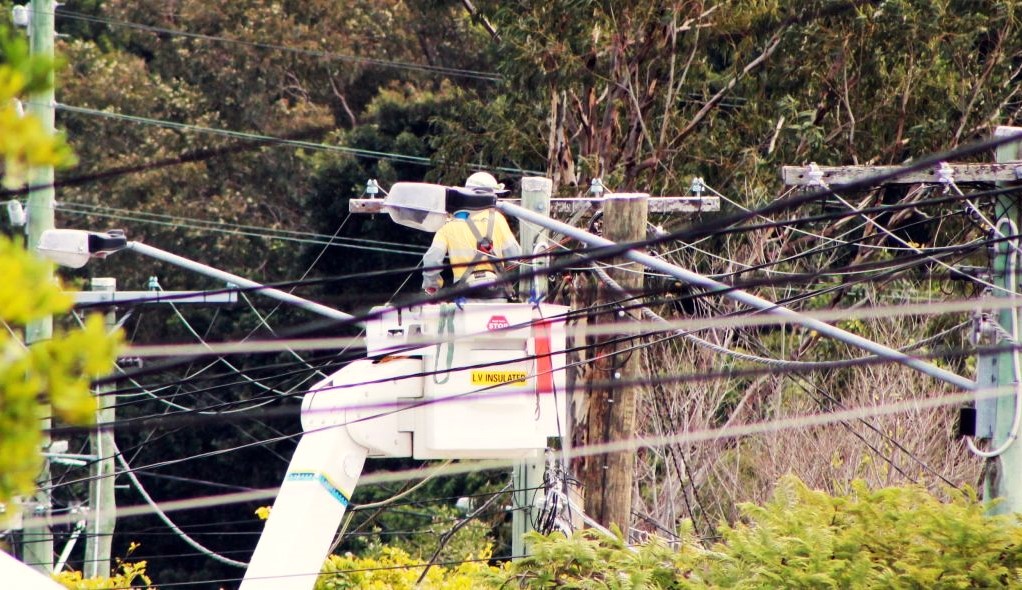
[0,236,122,514]
[487,526,699,589]
[0,25,120,516]
[708,477,1022,588]
[0,26,75,187]
[316,543,498,590]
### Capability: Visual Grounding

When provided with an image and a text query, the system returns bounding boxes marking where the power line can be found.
[27,129,1017,576]
[56,102,438,164]
[53,276,972,441]
[103,330,989,434]
[66,207,1004,326]
[101,248,948,413]
[56,102,545,176]
[111,437,247,568]
[26,383,994,535]
[56,201,428,256]
[54,8,504,82]
[791,376,960,488]
[102,254,994,361]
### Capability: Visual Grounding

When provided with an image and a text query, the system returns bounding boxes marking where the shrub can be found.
[485,476,1022,589]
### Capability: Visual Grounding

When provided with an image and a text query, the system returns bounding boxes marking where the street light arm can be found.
[125,242,356,324]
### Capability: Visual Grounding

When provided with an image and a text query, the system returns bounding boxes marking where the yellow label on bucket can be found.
[470,370,528,386]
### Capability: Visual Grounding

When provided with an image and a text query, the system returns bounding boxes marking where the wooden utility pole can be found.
[580,194,648,531]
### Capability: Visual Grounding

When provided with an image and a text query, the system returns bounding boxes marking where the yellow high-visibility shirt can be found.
[422,209,521,289]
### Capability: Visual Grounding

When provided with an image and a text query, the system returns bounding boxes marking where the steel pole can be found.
[497,201,976,391]
[22,0,56,572]
[126,242,355,323]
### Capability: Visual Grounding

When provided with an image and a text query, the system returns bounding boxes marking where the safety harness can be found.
[441,187,511,298]
[454,209,498,285]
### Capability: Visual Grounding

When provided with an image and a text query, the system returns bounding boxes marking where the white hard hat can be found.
[464,171,504,190]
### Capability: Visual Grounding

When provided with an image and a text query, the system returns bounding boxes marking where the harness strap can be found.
[454,210,498,285]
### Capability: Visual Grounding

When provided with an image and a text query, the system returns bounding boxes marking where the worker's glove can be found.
[424,287,438,295]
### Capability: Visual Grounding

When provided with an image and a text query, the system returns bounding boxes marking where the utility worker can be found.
[422,172,521,300]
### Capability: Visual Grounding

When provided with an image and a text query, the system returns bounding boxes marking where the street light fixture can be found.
[36,229,127,268]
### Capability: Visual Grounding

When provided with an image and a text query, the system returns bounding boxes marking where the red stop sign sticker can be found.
[487,315,510,331]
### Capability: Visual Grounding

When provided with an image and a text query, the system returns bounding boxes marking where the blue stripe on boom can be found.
[286,471,350,507]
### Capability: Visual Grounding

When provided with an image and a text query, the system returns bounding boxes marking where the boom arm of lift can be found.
[240,358,421,590]
[240,422,367,589]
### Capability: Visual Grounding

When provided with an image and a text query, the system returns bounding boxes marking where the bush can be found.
[315,543,499,590]
[485,476,1022,589]
[54,560,152,589]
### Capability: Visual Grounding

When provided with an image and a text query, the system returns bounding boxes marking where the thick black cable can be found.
[87,200,1014,395]
[39,321,991,498]
[63,184,1014,314]
[83,227,1000,402]
[64,237,984,431]
[57,249,982,443]
[0,125,342,200]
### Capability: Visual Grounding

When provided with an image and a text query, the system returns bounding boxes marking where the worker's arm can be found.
[421,233,447,291]
[495,214,522,262]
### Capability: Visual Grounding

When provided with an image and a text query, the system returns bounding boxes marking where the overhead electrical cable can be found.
[56,102,439,164]
[589,262,971,369]
[71,311,299,416]
[97,248,964,419]
[53,8,504,81]
[102,277,1001,371]
[791,376,960,488]
[44,322,997,466]
[811,175,1013,297]
[28,383,1002,535]
[114,437,259,568]
[66,216,1006,322]
[55,102,544,176]
[55,201,428,255]
[102,353,346,406]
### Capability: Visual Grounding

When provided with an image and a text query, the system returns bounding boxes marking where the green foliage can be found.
[299,84,465,307]
[487,527,698,589]
[706,476,1022,588]
[483,477,1022,589]
[54,559,152,589]
[341,504,493,564]
[0,237,121,513]
[0,26,75,187]
[315,543,498,590]
[0,26,120,514]
[457,0,1022,193]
